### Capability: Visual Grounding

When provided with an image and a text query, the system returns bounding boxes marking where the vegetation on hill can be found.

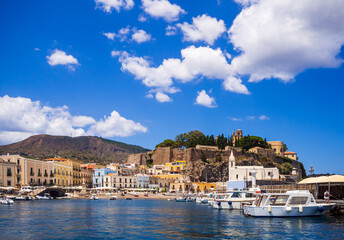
[235,135,270,151]
[0,134,149,165]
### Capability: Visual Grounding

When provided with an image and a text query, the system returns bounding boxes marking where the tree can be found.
[236,136,270,151]
[155,139,176,148]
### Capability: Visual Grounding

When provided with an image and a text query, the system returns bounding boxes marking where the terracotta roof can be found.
[284,151,296,154]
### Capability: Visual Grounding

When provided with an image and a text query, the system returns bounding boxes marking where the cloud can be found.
[155,92,172,102]
[258,115,270,120]
[141,0,186,22]
[113,45,249,97]
[138,14,147,22]
[132,29,151,43]
[246,116,255,120]
[195,90,217,108]
[166,25,177,36]
[0,95,147,145]
[95,0,134,13]
[230,117,242,121]
[46,49,79,71]
[34,48,40,51]
[103,32,116,40]
[177,14,226,45]
[87,111,147,137]
[145,93,154,98]
[229,0,344,83]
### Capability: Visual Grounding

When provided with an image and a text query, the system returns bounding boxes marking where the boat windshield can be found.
[270,195,289,206]
[231,192,242,198]
[288,196,309,205]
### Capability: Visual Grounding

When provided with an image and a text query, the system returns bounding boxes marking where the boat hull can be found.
[243,204,334,217]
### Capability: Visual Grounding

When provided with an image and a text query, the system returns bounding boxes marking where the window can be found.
[7,168,12,176]
[114,184,116,187]
[231,192,242,198]
[7,181,11,186]
[268,172,271,176]
[289,197,308,205]
[30,178,33,183]
[8,159,10,162]
[98,172,100,177]
[17,159,20,165]
[249,172,252,176]
[236,174,238,179]
[271,195,289,206]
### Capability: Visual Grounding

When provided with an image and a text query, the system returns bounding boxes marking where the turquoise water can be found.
[0,199,343,239]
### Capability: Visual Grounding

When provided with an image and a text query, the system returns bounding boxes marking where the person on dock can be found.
[324,190,330,203]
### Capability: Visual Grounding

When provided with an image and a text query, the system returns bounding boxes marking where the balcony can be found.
[38,173,42,177]
[30,172,35,176]
[44,173,48,177]
[7,173,12,177]
[50,174,54,177]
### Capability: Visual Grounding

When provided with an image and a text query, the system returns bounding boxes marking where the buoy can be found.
[217,201,221,205]
[285,206,292,212]
[317,206,324,213]
[268,205,272,213]
[228,201,232,205]
[299,205,303,213]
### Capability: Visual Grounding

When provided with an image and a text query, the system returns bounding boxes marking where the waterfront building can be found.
[153,174,182,181]
[192,182,216,193]
[137,174,150,188]
[227,151,279,189]
[44,158,82,186]
[104,173,137,189]
[81,163,96,171]
[248,147,274,157]
[2,154,54,187]
[0,157,16,187]
[48,160,73,187]
[284,151,297,161]
[149,176,159,190]
[81,168,94,187]
[93,168,116,188]
[267,141,284,156]
[170,182,192,193]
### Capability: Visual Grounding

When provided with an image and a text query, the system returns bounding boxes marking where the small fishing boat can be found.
[0,198,14,204]
[109,196,117,200]
[36,194,52,200]
[126,197,133,200]
[243,190,335,217]
[186,197,195,202]
[90,195,99,200]
[213,190,256,210]
[175,197,187,202]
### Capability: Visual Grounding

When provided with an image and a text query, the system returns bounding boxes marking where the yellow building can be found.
[166,160,186,174]
[267,141,284,156]
[47,160,72,187]
[44,158,81,186]
[153,174,183,181]
[192,182,216,193]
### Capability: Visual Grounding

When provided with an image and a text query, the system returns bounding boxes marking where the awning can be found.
[298,175,344,184]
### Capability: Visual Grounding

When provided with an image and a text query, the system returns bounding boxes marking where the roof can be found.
[298,175,344,184]
[43,157,70,161]
[284,151,296,154]
[105,173,117,176]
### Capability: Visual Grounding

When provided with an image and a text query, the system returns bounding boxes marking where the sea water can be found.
[0,199,343,239]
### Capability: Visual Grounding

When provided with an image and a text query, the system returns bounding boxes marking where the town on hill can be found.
[0,129,307,195]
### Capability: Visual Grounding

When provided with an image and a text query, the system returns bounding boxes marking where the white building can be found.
[104,173,137,189]
[227,150,280,189]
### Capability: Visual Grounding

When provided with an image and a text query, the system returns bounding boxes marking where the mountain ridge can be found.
[0,134,150,165]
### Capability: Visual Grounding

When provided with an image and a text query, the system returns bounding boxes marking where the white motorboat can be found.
[109,196,117,200]
[0,198,14,204]
[90,195,99,200]
[175,197,187,202]
[36,194,52,200]
[243,190,335,217]
[213,190,256,210]
[196,194,213,204]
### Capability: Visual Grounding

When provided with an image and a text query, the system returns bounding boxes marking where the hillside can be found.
[0,135,150,165]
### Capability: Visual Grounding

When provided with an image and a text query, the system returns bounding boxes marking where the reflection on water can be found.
[0,199,343,239]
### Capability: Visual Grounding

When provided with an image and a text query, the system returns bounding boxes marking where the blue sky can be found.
[1,0,344,174]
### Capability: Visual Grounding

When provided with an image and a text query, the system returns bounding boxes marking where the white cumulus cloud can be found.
[165,25,177,36]
[132,29,151,43]
[177,14,226,45]
[46,49,79,71]
[229,0,344,83]
[113,45,249,98]
[103,32,116,40]
[258,115,270,120]
[0,95,147,145]
[195,90,217,108]
[95,0,134,13]
[141,0,186,22]
[155,92,172,102]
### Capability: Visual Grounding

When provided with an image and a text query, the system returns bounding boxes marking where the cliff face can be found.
[0,134,149,164]
[129,147,305,181]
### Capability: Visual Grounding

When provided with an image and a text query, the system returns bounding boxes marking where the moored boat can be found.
[213,190,256,210]
[0,198,14,204]
[243,190,335,217]
[110,196,117,200]
[175,197,187,202]
[90,195,99,200]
